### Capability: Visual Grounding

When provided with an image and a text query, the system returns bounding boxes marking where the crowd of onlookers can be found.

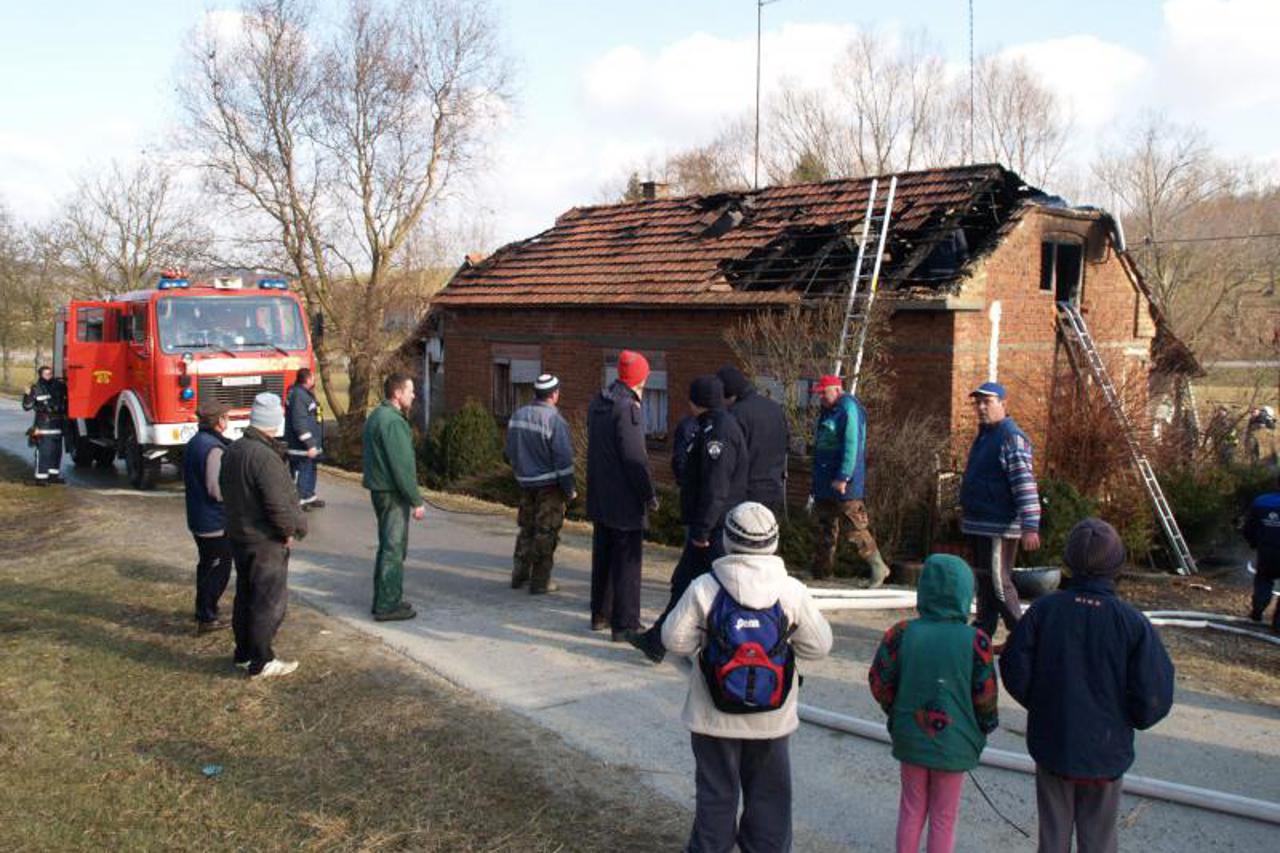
[21,355,1280,851]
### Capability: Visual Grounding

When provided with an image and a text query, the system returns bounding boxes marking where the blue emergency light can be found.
[180,387,195,401]
[158,277,191,290]
[257,278,288,290]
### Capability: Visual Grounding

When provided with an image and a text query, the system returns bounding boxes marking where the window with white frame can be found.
[604,354,668,436]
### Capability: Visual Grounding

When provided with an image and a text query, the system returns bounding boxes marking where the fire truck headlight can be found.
[180,387,195,401]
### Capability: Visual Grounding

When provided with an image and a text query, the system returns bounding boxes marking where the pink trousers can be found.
[896,762,966,853]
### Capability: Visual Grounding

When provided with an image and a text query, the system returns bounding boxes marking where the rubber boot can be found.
[866,551,890,588]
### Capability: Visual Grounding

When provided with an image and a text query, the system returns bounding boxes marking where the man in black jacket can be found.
[717,365,788,516]
[220,392,308,679]
[285,367,324,511]
[627,375,747,663]
[22,365,67,485]
[587,350,658,640]
[1000,518,1173,852]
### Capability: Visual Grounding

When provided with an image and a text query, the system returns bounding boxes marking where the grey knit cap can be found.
[249,392,285,431]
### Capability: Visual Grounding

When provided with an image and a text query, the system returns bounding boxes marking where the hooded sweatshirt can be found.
[868,554,999,771]
[662,552,833,739]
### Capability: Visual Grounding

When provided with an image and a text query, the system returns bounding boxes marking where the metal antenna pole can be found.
[754,0,780,189]
[968,0,975,162]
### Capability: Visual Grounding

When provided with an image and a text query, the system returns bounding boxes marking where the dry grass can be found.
[1117,572,1280,708]
[0,454,686,851]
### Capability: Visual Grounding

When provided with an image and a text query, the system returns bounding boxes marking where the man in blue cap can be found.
[959,381,1041,642]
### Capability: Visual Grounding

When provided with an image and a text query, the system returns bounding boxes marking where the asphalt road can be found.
[2,397,1276,851]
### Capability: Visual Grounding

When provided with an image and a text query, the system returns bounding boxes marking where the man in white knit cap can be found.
[220,392,307,679]
[662,501,832,852]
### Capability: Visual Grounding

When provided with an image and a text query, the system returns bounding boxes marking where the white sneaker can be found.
[250,659,298,680]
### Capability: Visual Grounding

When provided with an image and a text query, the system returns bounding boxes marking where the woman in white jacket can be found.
[662,501,833,853]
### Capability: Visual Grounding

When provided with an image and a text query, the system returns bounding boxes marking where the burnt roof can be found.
[433,163,1046,309]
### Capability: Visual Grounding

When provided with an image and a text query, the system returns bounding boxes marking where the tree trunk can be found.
[335,351,376,465]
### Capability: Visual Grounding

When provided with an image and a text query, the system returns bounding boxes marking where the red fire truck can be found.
[54,272,316,489]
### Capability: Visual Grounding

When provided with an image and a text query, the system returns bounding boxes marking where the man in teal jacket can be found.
[809,374,890,585]
[362,372,426,621]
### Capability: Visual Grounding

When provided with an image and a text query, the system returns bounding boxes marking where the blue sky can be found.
[2,1,1277,245]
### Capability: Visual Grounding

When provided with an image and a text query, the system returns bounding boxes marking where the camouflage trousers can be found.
[812,498,879,579]
[513,486,568,591]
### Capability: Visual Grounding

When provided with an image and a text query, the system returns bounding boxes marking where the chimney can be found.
[641,180,670,201]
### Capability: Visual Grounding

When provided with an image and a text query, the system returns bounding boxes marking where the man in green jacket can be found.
[362,372,426,621]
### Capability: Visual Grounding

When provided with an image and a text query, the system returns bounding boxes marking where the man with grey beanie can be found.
[220,392,307,679]
[1000,518,1174,852]
[663,502,832,852]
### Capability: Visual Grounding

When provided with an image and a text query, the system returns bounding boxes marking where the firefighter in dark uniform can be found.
[717,365,790,517]
[285,367,324,510]
[627,375,748,663]
[587,350,658,640]
[22,365,67,485]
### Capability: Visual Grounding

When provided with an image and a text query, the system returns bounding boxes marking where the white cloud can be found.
[1161,0,1280,111]
[579,23,856,144]
[1002,35,1149,131]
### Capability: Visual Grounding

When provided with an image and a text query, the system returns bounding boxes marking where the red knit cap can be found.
[617,350,651,388]
[815,374,843,392]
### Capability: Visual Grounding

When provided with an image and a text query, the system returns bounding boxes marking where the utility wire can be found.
[1132,231,1280,247]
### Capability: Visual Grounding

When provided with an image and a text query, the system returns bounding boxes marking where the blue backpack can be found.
[698,583,797,714]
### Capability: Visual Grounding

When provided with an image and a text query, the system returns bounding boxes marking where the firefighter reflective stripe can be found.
[298,432,312,441]
[33,429,62,435]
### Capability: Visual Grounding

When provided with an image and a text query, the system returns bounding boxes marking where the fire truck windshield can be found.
[156,295,308,354]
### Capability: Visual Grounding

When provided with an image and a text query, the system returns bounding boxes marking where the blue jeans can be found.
[289,455,318,502]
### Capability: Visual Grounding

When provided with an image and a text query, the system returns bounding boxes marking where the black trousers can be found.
[590,524,643,631]
[687,732,793,853]
[652,528,724,634]
[33,432,62,480]
[193,534,234,623]
[231,539,290,673]
[967,534,1023,636]
[1251,556,1279,628]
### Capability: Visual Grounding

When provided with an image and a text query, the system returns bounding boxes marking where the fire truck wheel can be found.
[121,420,157,491]
[94,445,117,468]
[71,435,96,468]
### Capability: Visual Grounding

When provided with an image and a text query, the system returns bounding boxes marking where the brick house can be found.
[405,164,1196,476]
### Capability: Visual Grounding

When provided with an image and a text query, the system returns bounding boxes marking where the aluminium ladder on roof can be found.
[833,175,897,396]
[1056,301,1198,575]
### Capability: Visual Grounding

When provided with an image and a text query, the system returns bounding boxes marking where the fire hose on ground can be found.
[798,587,1280,824]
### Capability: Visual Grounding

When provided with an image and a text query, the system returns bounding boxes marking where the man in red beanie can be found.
[587,350,658,639]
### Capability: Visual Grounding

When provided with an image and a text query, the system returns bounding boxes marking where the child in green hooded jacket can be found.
[868,553,999,853]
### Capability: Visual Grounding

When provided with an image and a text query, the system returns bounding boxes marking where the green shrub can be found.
[1038,477,1098,562]
[416,418,449,488]
[439,400,504,483]
[1158,465,1235,550]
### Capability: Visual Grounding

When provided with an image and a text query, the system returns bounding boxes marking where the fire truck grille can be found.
[197,374,286,410]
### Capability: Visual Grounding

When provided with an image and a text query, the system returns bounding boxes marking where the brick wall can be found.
[945,209,1155,466]
[438,306,750,428]
[433,209,1156,476]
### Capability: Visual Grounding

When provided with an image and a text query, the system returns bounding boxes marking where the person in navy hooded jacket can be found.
[1243,473,1280,631]
[1000,518,1174,853]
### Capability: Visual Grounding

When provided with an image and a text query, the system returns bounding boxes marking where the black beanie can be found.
[689,375,725,410]
[1063,518,1126,578]
[716,365,752,400]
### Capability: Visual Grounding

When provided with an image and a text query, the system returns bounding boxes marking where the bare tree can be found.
[181,0,509,439]
[1091,114,1271,356]
[0,202,25,384]
[832,29,951,176]
[969,55,1069,186]
[55,158,211,297]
